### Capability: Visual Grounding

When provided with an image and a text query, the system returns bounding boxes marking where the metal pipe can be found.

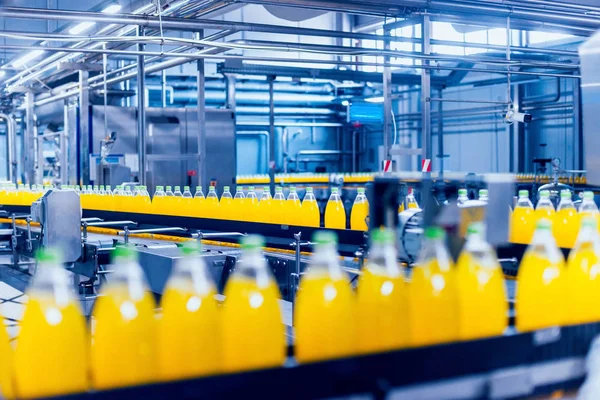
[268,76,276,196]
[197,30,207,191]
[421,15,432,174]
[522,77,561,106]
[382,26,392,163]
[24,92,35,185]
[136,27,147,186]
[0,114,16,183]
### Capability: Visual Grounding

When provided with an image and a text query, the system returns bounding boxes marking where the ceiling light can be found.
[365,96,384,103]
[102,4,122,13]
[12,50,44,68]
[69,21,96,35]
[341,100,349,106]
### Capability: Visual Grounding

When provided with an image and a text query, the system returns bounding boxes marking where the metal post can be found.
[383,27,392,163]
[573,80,583,170]
[161,69,168,108]
[225,74,236,109]
[437,88,444,174]
[421,15,432,175]
[196,30,207,190]
[136,26,147,186]
[25,91,35,185]
[268,75,276,195]
[78,70,90,186]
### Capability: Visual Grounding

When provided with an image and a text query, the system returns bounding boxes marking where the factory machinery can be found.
[0,172,598,399]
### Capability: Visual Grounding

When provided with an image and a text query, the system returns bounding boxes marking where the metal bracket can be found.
[192,231,247,245]
[289,231,313,323]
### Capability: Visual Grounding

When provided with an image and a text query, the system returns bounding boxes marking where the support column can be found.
[196,30,207,190]
[383,27,392,164]
[421,15,432,176]
[268,75,276,195]
[136,26,147,186]
[78,71,90,186]
[225,74,236,110]
[437,88,444,174]
[24,92,35,185]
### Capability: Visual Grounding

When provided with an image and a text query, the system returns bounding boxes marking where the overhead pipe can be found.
[0,114,17,183]
[522,78,561,106]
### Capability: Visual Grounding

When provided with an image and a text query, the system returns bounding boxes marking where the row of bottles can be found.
[236,172,375,185]
[510,189,594,248]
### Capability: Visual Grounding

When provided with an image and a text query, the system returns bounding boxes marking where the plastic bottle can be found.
[457,188,469,205]
[205,186,220,219]
[301,187,320,227]
[257,186,272,223]
[221,235,285,372]
[152,186,166,214]
[271,187,286,224]
[350,188,369,231]
[158,242,219,380]
[580,191,600,233]
[245,186,259,222]
[295,231,354,362]
[286,186,302,225]
[456,223,507,340]
[191,186,205,218]
[220,186,233,220]
[566,216,600,325]
[120,185,134,212]
[194,186,205,200]
[324,187,346,229]
[535,189,555,222]
[165,186,174,197]
[515,218,566,332]
[356,228,407,354]
[14,248,88,398]
[478,189,489,202]
[554,190,580,249]
[233,187,247,221]
[91,246,157,389]
[173,186,183,197]
[408,226,459,346]
[406,187,420,209]
[182,186,193,198]
[510,190,535,244]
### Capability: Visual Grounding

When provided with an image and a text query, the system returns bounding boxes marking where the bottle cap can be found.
[36,247,61,264]
[536,218,552,231]
[467,222,484,235]
[157,186,164,190]
[332,187,339,194]
[518,190,529,197]
[209,186,215,191]
[264,186,270,191]
[424,226,445,240]
[584,191,594,200]
[371,228,394,244]
[540,190,550,198]
[561,191,571,199]
[112,245,138,262]
[479,189,488,196]
[100,185,105,190]
[312,230,338,245]
[184,186,190,190]
[458,188,467,196]
[180,241,202,255]
[581,216,598,230]
[196,186,202,191]
[290,186,297,192]
[241,235,264,250]
[248,186,255,191]
[175,186,181,190]
[357,188,365,194]
[275,187,283,192]
[166,186,172,190]
[306,187,313,193]
[223,186,230,191]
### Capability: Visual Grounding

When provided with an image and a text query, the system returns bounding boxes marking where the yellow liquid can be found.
[232,197,246,221]
[407,202,419,209]
[324,200,346,229]
[294,273,354,363]
[350,201,369,231]
[257,198,271,223]
[220,197,233,220]
[566,245,600,325]
[271,198,287,225]
[158,287,220,381]
[535,207,555,222]
[456,252,507,340]
[515,252,565,332]
[15,294,88,398]
[221,276,285,372]
[151,196,167,215]
[244,196,258,222]
[286,198,302,225]
[510,206,536,244]
[301,199,320,227]
[356,268,407,354]
[408,259,459,346]
[91,285,157,390]
[553,209,579,249]
[179,198,192,217]
[204,196,220,219]
[162,196,181,216]
[0,322,13,400]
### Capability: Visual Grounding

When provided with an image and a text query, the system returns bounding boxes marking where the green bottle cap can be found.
[331,187,339,194]
[275,187,283,192]
[241,235,264,250]
[112,245,138,261]
[184,186,190,191]
[209,186,215,191]
[180,241,202,255]
[458,189,467,196]
[371,228,394,244]
[166,186,172,191]
[196,186,202,191]
[312,231,338,245]
[290,186,297,192]
[478,189,488,196]
[223,186,230,191]
[358,188,366,194]
[306,187,313,193]
[264,186,270,191]
[157,186,164,190]
[248,186,255,191]
[536,218,552,231]
[561,191,571,199]
[581,216,598,230]
[540,190,550,198]
[518,190,529,197]
[467,222,484,235]
[424,226,445,240]
[584,191,595,200]
[175,186,181,191]
[36,247,61,263]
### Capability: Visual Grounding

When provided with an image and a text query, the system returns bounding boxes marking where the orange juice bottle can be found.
[190,186,205,217]
[565,216,600,325]
[0,308,12,399]
[510,190,535,244]
[205,186,220,219]
[406,187,420,209]
[14,248,88,398]
[220,186,233,220]
[286,186,302,225]
[295,231,354,362]
[324,187,346,229]
[515,218,566,332]
[233,187,246,221]
[121,184,134,212]
[271,187,286,224]
[256,186,272,223]
[221,235,285,372]
[91,246,157,389]
[152,186,166,214]
[350,188,369,231]
[456,223,507,340]
[301,187,320,227]
[158,242,219,380]
[356,228,407,354]
[554,190,579,249]
[457,188,469,205]
[478,189,489,202]
[408,226,459,346]
[179,186,193,216]
[535,189,555,222]
[245,186,259,222]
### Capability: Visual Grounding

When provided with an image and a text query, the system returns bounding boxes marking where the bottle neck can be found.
[368,243,401,277]
[310,244,344,278]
